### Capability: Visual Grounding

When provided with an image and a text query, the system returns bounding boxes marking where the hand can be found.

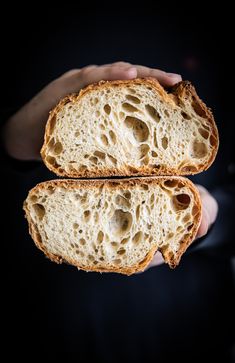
[147,185,218,270]
[2,62,182,161]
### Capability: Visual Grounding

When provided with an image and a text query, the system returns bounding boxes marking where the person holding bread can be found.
[1,62,234,362]
[3,63,218,268]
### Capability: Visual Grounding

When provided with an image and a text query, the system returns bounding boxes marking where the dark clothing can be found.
[2,8,235,362]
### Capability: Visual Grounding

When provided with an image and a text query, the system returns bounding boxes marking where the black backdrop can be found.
[1,5,235,362]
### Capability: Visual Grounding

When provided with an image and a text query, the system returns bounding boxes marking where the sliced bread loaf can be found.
[23,177,201,275]
[41,78,218,178]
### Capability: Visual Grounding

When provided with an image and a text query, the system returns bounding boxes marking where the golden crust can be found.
[41,78,219,178]
[23,176,202,275]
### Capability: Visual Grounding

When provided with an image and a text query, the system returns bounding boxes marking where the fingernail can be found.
[167,73,181,79]
[127,67,137,77]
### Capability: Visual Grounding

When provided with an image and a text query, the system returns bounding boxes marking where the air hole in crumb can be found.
[45,156,60,168]
[84,154,89,159]
[84,210,91,221]
[107,154,117,165]
[141,184,149,190]
[191,100,206,117]
[138,144,150,159]
[164,110,170,117]
[47,186,55,195]
[75,130,80,137]
[113,259,121,265]
[33,204,45,220]
[104,104,111,115]
[154,130,158,148]
[123,191,131,199]
[166,232,174,240]
[172,194,191,211]
[89,156,98,165]
[124,116,149,142]
[151,151,158,157]
[79,165,88,172]
[183,214,191,223]
[100,134,109,146]
[150,193,155,204]
[161,136,168,149]
[30,195,38,203]
[94,151,106,160]
[127,88,136,94]
[141,155,149,165]
[99,124,105,130]
[88,254,94,261]
[73,223,79,229]
[117,248,126,255]
[119,111,125,119]
[115,195,131,209]
[191,140,207,158]
[181,111,191,120]
[192,205,199,216]
[109,130,117,144]
[122,103,139,112]
[97,231,104,243]
[198,128,209,139]
[79,229,83,234]
[47,137,55,148]
[209,134,217,147]
[132,231,143,244]
[181,165,198,173]
[126,94,140,103]
[187,224,194,231]
[111,242,118,247]
[136,205,141,220]
[79,238,86,246]
[52,142,63,155]
[49,116,57,133]
[164,180,179,188]
[109,209,133,237]
[145,104,161,122]
[121,237,129,244]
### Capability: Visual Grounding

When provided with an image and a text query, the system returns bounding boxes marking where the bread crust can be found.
[23,176,202,275]
[41,78,219,178]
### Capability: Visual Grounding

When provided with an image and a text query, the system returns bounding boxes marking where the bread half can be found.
[23,177,201,275]
[41,78,218,178]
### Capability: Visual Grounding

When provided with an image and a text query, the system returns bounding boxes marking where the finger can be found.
[60,68,81,79]
[196,205,210,238]
[196,185,218,225]
[103,61,131,68]
[147,252,165,269]
[60,65,138,93]
[133,64,182,87]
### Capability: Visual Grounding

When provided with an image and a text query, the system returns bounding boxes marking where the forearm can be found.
[2,83,59,161]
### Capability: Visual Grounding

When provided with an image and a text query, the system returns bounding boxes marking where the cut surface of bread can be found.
[23,177,201,275]
[41,78,218,178]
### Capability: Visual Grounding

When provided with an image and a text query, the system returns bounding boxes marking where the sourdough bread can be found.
[41,78,218,178]
[23,177,202,275]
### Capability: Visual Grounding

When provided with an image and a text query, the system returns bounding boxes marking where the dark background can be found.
[2,5,235,362]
